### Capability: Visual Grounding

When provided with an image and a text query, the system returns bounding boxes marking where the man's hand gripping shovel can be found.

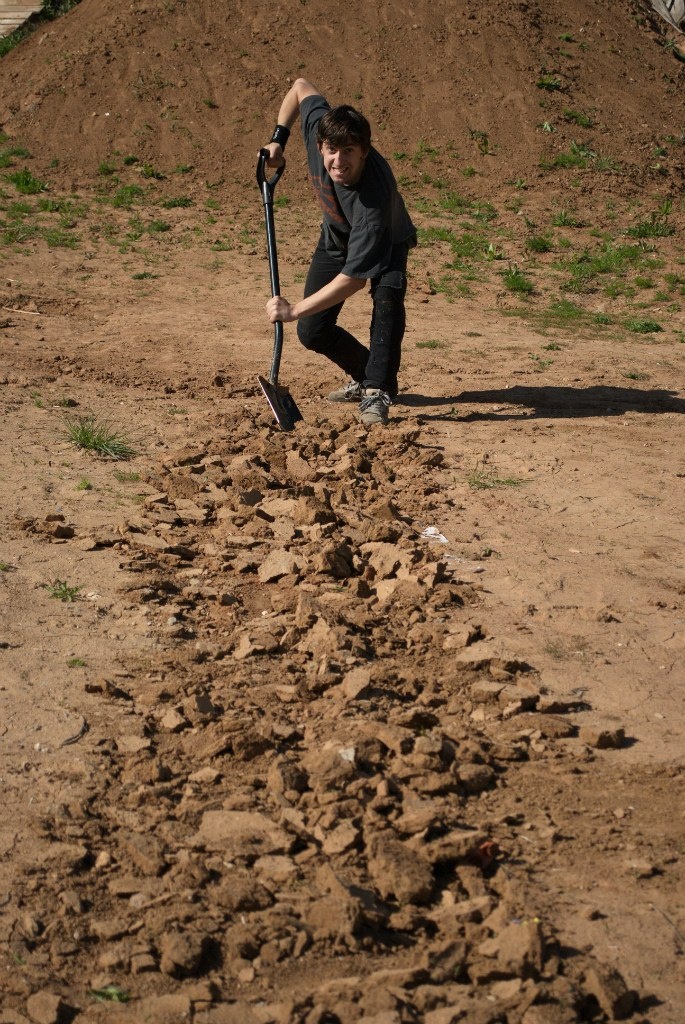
[256,149,303,431]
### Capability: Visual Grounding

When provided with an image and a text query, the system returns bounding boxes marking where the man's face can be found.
[319,138,368,186]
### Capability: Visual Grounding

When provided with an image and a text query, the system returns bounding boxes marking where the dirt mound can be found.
[0,0,683,198]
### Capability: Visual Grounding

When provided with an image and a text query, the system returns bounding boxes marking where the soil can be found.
[0,1,684,1022]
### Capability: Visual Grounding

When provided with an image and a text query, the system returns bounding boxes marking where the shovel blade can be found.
[257,375,303,431]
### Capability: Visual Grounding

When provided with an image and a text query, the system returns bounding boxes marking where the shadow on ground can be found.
[397,385,685,418]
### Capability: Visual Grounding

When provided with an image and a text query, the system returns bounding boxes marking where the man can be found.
[262,78,416,426]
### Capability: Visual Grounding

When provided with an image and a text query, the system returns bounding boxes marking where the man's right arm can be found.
[264,78,320,166]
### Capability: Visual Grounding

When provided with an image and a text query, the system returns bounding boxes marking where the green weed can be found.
[111,184,144,209]
[530,353,554,370]
[526,234,554,253]
[551,208,583,227]
[5,168,48,195]
[89,986,130,1004]
[416,339,446,349]
[76,478,92,490]
[0,145,31,168]
[502,265,534,294]
[141,163,165,180]
[563,109,594,128]
[625,318,663,334]
[468,465,524,490]
[626,201,675,238]
[412,140,438,165]
[470,130,490,155]
[64,414,137,460]
[45,579,81,602]
[161,196,193,208]
[67,657,86,667]
[537,74,563,91]
[132,271,158,280]
[541,140,615,171]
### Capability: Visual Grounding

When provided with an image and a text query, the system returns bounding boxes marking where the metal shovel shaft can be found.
[256,150,303,431]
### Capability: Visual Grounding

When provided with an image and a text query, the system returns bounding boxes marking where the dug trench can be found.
[0,366,683,1022]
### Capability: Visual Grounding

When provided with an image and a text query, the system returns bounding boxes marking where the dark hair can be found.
[317,105,371,151]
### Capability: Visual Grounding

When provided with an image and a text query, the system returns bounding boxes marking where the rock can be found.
[442,625,479,651]
[253,855,297,884]
[257,548,302,583]
[367,834,434,904]
[194,1003,264,1024]
[395,793,441,835]
[25,992,66,1024]
[285,451,312,481]
[133,994,193,1021]
[233,629,281,659]
[267,758,309,796]
[340,667,373,701]
[522,714,577,739]
[119,833,166,876]
[322,821,361,857]
[194,810,291,857]
[160,708,187,732]
[522,1004,579,1024]
[578,725,625,749]
[583,964,636,1020]
[361,541,402,579]
[412,829,484,865]
[457,762,496,794]
[189,766,222,785]
[159,930,208,977]
[480,918,545,977]
[623,857,658,878]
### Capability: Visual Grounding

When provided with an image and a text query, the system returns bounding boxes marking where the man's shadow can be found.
[396,384,685,420]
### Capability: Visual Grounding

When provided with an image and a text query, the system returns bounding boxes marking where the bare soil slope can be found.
[0,2,684,1023]
[0,0,683,195]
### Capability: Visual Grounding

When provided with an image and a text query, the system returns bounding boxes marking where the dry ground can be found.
[0,1,684,1022]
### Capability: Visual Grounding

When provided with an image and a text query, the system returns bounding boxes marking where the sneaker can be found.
[359,387,391,426]
[327,379,363,403]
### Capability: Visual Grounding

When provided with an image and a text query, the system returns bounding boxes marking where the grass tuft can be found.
[64,414,137,460]
[625,318,663,334]
[45,579,81,602]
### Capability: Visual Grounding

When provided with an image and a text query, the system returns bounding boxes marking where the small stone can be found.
[160,708,187,732]
[257,548,301,583]
[584,964,636,1020]
[194,810,290,857]
[322,821,360,856]
[579,725,625,749]
[367,834,433,904]
[340,667,373,701]
[253,855,297,884]
[25,991,66,1024]
[159,930,208,978]
[119,833,166,876]
[189,766,222,785]
[457,762,495,794]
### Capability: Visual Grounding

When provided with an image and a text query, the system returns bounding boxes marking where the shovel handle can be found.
[256,148,285,192]
[257,149,286,385]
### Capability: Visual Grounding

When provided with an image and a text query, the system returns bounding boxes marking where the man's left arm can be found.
[266,273,366,324]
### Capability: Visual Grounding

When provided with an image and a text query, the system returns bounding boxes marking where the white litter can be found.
[420,526,449,544]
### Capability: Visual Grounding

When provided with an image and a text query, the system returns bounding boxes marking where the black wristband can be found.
[270,124,291,149]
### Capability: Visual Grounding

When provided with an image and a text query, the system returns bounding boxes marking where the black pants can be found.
[296,234,410,398]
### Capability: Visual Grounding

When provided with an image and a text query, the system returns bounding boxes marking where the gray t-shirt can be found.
[300,94,416,280]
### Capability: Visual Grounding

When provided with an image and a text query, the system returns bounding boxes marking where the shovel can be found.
[256,148,303,431]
